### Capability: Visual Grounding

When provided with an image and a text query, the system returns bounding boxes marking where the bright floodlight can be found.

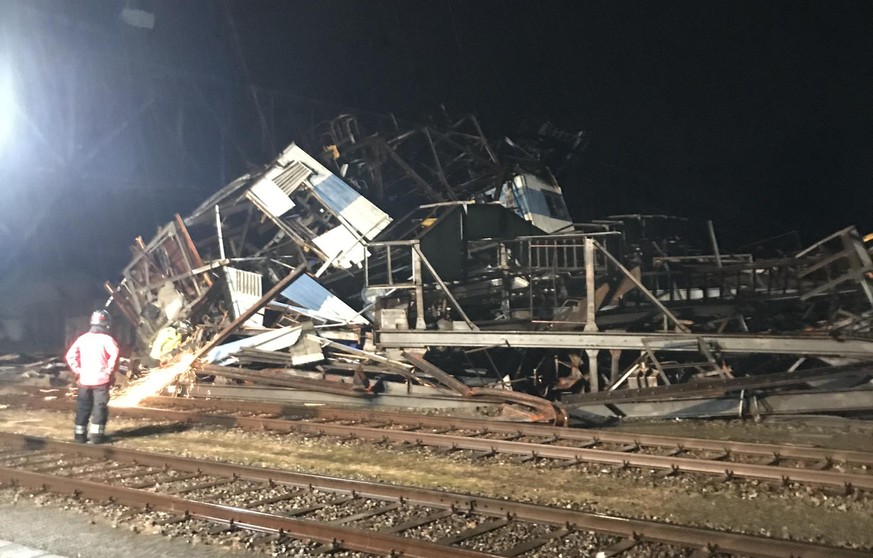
[0,68,14,151]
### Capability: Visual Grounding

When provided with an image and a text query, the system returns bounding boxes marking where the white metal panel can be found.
[247,174,295,217]
[311,176,392,240]
[501,173,572,234]
[204,325,303,364]
[278,143,392,239]
[312,225,367,269]
[272,161,312,195]
[225,267,264,328]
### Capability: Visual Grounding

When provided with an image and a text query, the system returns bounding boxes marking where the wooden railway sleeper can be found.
[655,464,682,478]
[0,453,64,467]
[207,518,238,535]
[689,545,718,558]
[310,537,343,555]
[128,471,201,490]
[598,536,639,557]
[436,443,463,455]
[105,468,163,482]
[429,427,456,435]
[328,501,402,525]
[281,494,358,518]
[152,511,191,526]
[28,457,98,474]
[549,458,583,469]
[243,489,305,508]
[0,450,53,462]
[199,483,258,503]
[76,462,131,478]
[395,424,422,432]
[618,442,641,453]
[167,476,237,495]
[472,447,497,460]
[533,433,561,445]
[436,517,510,546]
[711,449,732,461]
[499,526,572,557]
[512,450,539,464]
[379,509,454,535]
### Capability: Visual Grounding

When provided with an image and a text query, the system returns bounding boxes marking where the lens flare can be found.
[0,65,14,150]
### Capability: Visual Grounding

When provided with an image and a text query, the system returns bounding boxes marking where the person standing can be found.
[65,309,119,444]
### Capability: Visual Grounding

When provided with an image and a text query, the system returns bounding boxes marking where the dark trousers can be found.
[75,385,110,428]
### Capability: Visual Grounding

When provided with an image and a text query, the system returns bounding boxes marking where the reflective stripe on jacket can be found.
[65,332,120,387]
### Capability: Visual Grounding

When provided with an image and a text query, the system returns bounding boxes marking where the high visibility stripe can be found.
[88,424,105,435]
[74,425,87,434]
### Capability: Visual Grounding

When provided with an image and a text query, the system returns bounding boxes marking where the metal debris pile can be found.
[104,112,873,423]
[0,354,71,388]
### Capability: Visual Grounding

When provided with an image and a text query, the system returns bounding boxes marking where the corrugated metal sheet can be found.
[225,267,264,327]
[204,325,304,364]
[274,161,311,195]
[280,144,392,240]
[244,159,311,217]
[280,273,369,325]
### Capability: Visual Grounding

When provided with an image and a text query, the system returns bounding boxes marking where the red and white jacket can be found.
[65,332,120,387]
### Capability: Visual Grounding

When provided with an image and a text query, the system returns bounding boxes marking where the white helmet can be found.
[90,310,111,327]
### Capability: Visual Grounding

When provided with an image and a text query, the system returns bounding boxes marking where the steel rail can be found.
[86,405,873,490]
[0,433,866,558]
[9,395,873,487]
[0,466,489,558]
[142,396,873,466]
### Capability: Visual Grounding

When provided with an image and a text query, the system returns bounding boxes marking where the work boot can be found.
[74,425,87,444]
[88,424,106,445]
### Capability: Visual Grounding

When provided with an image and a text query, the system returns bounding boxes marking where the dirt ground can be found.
[1,399,872,553]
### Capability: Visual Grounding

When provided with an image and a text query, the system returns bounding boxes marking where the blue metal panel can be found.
[312,174,358,215]
[279,274,368,324]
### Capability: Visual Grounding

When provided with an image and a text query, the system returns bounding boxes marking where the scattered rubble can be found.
[0,354,71,388]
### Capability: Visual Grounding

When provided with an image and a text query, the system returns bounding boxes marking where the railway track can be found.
[8,393,873,493]
[0,431,866,557]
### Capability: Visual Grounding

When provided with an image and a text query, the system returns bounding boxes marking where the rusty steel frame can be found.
[563,361,873,405]
[377,329,873,358]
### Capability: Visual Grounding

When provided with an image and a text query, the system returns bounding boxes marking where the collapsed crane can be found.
[104,112,873,423]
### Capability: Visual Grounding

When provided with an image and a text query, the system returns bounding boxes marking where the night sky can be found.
[1,0,872,277]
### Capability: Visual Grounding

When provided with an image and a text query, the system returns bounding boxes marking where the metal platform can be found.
[377,329,873,358]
